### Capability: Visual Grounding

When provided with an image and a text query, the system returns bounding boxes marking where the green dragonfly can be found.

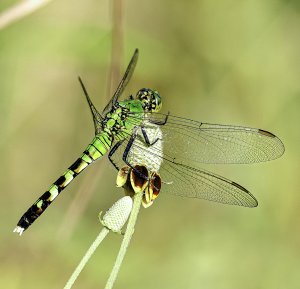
[14,49,285,235]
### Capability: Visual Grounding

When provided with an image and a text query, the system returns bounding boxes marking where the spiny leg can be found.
[135,113,169,153]
[122,132,143,172]
[149,112,169,125]
[140,126,161,146]
[108,140,125,171]
[122,132,151,180]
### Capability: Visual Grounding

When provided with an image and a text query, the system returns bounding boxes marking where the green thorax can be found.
[86,99,145,162]
[102,99,145,139]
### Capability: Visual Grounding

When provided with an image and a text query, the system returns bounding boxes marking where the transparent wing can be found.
[158,162,258,207]
[78,77,103,134]
[145,113,285,164]
[102,49,139,115]
[78,49,138,134]
[109,125,258,207]
[109,112,284,206]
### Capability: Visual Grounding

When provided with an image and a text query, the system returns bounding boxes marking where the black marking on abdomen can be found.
[39,191,51,203]
[17,191,52,230]
[16,138,107,232]
[69,158,88,175]
[54,176,66,189]
[84,149,93,159]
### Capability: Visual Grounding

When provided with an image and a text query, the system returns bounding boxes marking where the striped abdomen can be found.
[16,133,112,231]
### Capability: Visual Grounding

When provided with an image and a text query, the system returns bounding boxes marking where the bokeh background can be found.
[1,0,299,288]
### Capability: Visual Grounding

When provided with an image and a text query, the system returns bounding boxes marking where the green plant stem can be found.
[63,227,110,289]
[104,191,143,289]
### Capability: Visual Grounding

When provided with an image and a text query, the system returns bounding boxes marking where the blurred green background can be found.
[1,0,299,288]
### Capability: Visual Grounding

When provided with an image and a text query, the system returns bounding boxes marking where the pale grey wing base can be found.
[102,49,139,115]
[146,113,285,164]
[109,128,258,208]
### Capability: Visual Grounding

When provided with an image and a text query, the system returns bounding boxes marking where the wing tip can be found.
[258,129,276,138]
[231,181,258,208]
[250,198,259,208]
[133,48,139,60]
[257,129,285,160]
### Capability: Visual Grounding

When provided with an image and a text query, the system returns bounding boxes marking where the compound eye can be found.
[136,88,162,112]
[136,88,149,100]
[151,91,162,112]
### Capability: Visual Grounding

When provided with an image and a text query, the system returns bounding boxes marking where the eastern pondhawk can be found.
[14,49,285,235]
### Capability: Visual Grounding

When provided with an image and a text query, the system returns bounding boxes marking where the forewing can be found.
[102,49,139,115]
[78,77,103,134]
[147,113,285,164]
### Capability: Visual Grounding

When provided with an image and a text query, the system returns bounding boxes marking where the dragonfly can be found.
[14,49,285,235]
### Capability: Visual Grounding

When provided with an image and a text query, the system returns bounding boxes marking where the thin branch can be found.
[63,228,110,289]
[0,0,52,30]
[104,191,143,289]
[63,196,133,289]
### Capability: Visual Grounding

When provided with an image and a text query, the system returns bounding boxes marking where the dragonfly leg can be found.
[149,111,169,125]
[122,132,149,180]
[140,126,160,146]
[108,140,125,170]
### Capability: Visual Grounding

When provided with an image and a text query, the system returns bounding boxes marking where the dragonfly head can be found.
[136,88,162,113]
